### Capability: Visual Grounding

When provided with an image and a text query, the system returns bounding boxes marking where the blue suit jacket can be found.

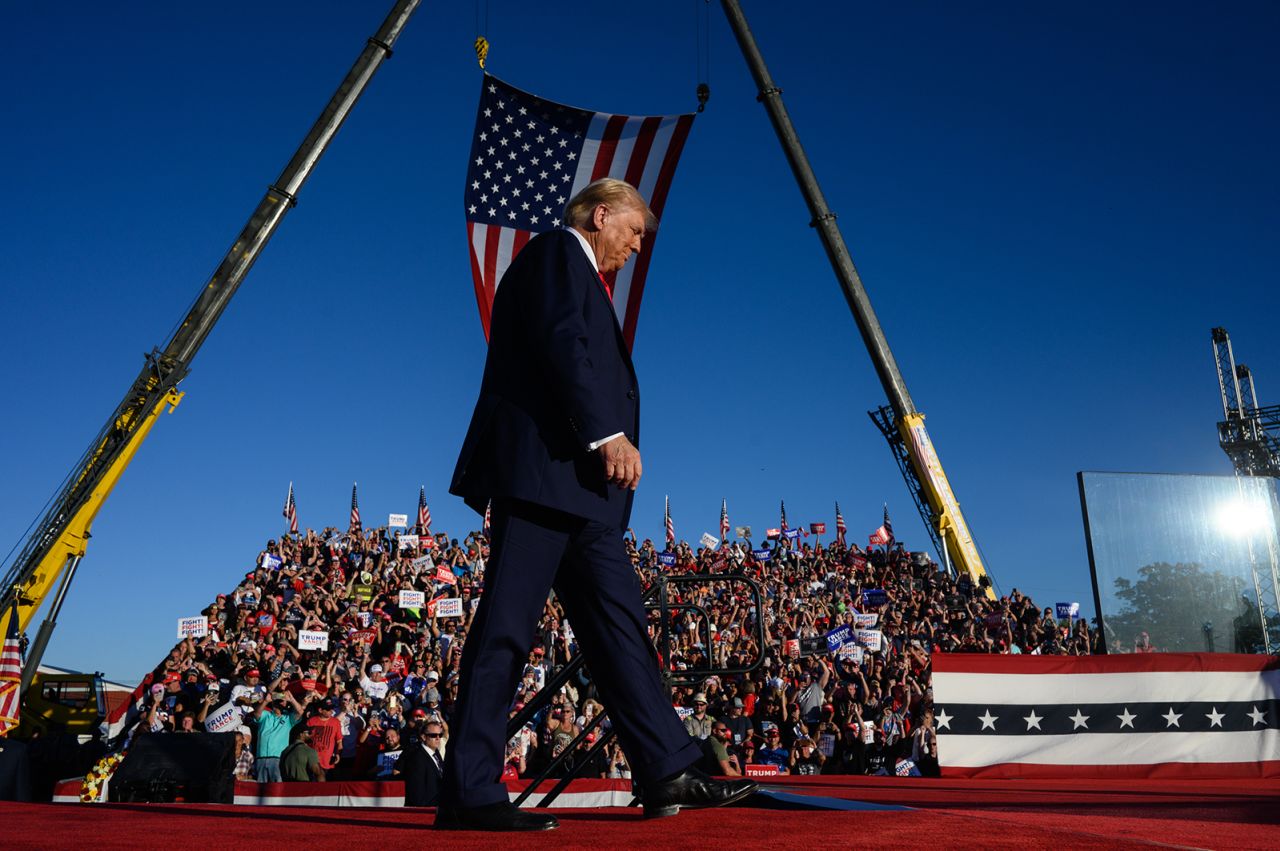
[450,229,639,528]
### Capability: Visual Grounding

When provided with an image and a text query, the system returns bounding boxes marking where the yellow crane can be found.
[721,0,996,597]
[0,0,421,736]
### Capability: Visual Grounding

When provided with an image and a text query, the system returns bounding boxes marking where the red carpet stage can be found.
[14,775,1280,849]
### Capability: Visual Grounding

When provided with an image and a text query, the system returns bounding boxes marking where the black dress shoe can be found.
[640,767,759,819]
[434,801,559,831]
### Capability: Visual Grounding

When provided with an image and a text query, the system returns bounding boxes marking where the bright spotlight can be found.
[1215,499,1272,537]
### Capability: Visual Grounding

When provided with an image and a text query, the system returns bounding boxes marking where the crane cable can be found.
[474,0,489,69]
[695,0,711,112]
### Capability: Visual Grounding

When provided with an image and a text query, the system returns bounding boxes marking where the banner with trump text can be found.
[933,652,1280,779]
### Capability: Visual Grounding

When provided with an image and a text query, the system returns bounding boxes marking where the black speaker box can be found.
[109,732,237,803]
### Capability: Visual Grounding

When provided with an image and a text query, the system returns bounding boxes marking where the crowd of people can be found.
[126,515,1096,796]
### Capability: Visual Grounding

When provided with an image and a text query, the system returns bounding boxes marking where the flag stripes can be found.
[464,75,694,350]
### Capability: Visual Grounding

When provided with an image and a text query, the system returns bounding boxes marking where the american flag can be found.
[464,75,695,349]
[934,652,1280,779]
[0,600,23,736]
[483,500,492,538]
[780,500,789,532]
[417,486,431,535]
[349,483,362,536]
[720,499,729,541]
[835,501,847,547]
[883,504,894,545]
[664,495,675,550]
[282,482,298,535]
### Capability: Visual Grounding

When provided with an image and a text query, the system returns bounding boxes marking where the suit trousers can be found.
[443,498,699,807]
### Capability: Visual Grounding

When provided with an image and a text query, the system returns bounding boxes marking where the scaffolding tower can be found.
[1211,327,1280,652]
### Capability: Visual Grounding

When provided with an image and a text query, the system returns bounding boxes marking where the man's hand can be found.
[597,436,642,490]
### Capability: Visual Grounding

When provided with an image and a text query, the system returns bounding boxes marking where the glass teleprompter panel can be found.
[1078,471,1280,654]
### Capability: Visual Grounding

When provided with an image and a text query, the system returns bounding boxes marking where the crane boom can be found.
[719,0,994,595]
[0,0,421,678]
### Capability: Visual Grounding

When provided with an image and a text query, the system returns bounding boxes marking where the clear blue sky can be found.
[2,2,1277,684]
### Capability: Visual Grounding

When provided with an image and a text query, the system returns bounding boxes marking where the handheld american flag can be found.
[720,499,729,541]
[417,486,431,535]
[835,501,847,547]
[780,500,789,532]
[664,495,675,550]
[0,599,22,736]
[883,504,894,545]
[464,74,695,349]
[282,482,298,535]
[349,483,362,536]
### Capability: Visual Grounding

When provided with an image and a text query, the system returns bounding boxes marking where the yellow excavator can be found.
[0,0,421,739]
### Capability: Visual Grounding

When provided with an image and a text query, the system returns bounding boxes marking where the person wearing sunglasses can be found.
[401,720,447,808]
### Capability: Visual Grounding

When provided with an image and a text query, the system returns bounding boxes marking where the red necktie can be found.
[598,271,613,300]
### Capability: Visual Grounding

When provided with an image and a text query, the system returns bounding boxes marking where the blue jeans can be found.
[255,756,282,783]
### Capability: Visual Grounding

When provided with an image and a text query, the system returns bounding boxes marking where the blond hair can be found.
[562,178,657,231]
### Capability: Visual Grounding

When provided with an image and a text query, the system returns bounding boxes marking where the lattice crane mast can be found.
[1212,327,1280,476]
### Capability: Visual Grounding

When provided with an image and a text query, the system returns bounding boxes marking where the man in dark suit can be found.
[439,179,756,832]
[399,719,445,807]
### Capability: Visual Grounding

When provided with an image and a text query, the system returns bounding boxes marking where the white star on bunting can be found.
[1022,710,1043,731]
[1117,708,1137,729]
[1206,707,1225,728]
[978,709,998,731]
[1162,708,1182,728]
[1247,706,1266,726]
[935,709,952,730]
[1069,709,1090,730]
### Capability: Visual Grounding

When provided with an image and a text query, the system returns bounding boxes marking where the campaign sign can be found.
[1056,602,1080,619]
[298,630,329,651]
[261,553,283,571]
[810,523,826,534]
[852,612,879,629]
[783,638,800,658]
[798,636,827,657]
[398,534,419,550]
[388,513,409,528]
[435,566,457,585]
[862,721,876,744]
[818,732,836,758]
[735,526,751,538]
[204,701,241,733]
[420,537,436,550]
[399,590,426,609]
[784,528,801,540]
[752,548,771,562]
[765,528,781,539]
[675,706,695,720]
[825,625,853,653]
[854,628,883,652]
[744,763,781,778]
[895,759,920,777]
[700,532,720,550]
[177,616,208,639]
[861,589,889,608]
[838,643,865,664]
[435,597,464,618]
[658,553,677,567]
[411,555,433,570]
